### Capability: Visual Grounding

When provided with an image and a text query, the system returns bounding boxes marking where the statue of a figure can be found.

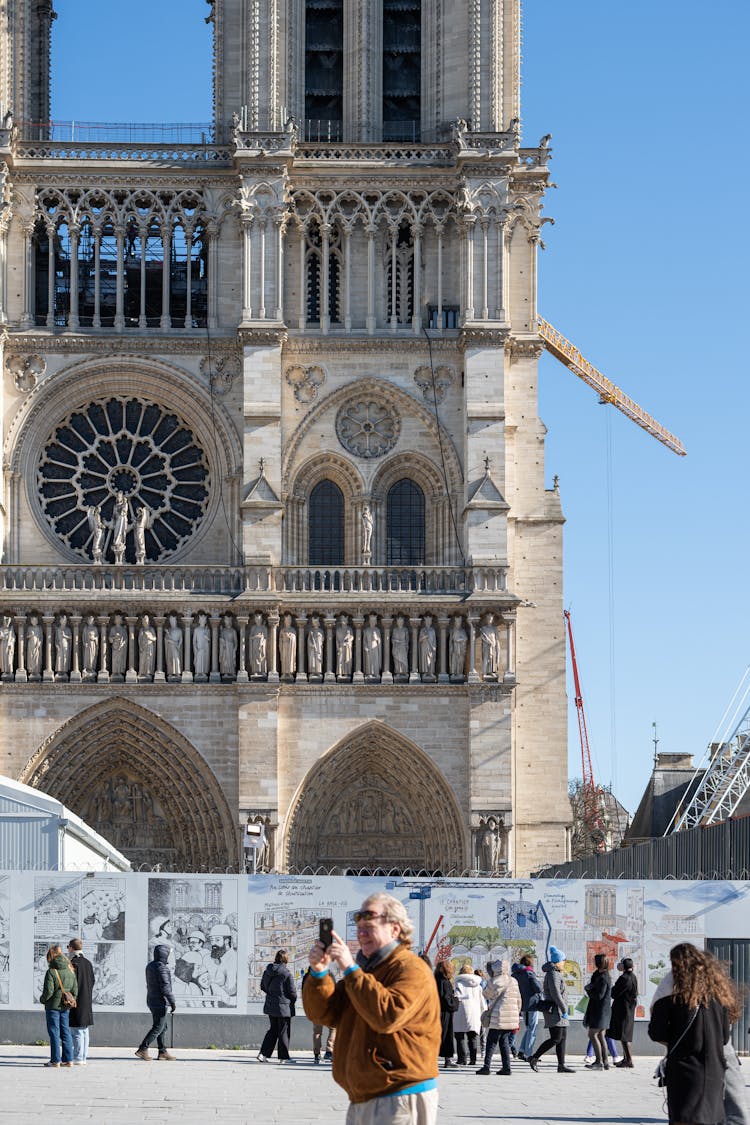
[278,613,296,677]
[81,613,99,677]
[26,614,43,679]
[133,506,152,565]
[307,615,324,677]
[0,613,15,676]
[449,615,468,679]
[335,614,353,678]
[362,613,382,678]
[249,612,267,677]
[361,503,374,560]
[108,613,127,678]
[391,615,409,677]
[54,613,72,675]
[219,615,237,678]
[111,491,129,564]
[479,816,502,873]
[87,505,105,563]
[418,614,437,678]
[193,612,210,679]
[480,612,500,678]
[165,614,183,679]
[138,613,157,678]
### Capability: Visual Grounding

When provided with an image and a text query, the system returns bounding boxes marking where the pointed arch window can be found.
[387,478,425,565]
[309,479,345,565]
[305,221,341,325]
[386,221,415,325]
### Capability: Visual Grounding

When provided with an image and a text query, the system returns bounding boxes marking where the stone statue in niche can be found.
[480,612,500,679]
[361,503,374,563]
[87,505,105,564]
[54,613,72,678]
[418,614,437,679]
[0,613,15,677]
[109,613,127,680]
[279,613,297,678]
[138,613,157,678]
[81,613,99,679]
[391,615,409,679]
[307,615,324,679]
[219,615,237,678]
[476,815,506,874]
[193,612,210,681]
[27,614,43,680]
[165,614,183,680]
[449,615,468,679]
[133,506,153,565]
[249,612,268,677]
[111,491,129,565]
[335,614,353,679]
[362,613,382,679]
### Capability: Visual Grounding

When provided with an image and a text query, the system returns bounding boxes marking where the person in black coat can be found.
[648,943,734,1125]
[258,949,298,1063]
[135,944,176,1061]
[608,958,638,1068]
[67,938,95,1066]
[434,959,460,1068]
[583,953,612,1070]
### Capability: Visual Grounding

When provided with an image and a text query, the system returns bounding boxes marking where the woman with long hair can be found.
[258,949,298,1064]
[648,943,735,1125]
[434,958,460,1068]
[609,957,638,1068]
[583,953,612,1070]
[39,944,78,1068]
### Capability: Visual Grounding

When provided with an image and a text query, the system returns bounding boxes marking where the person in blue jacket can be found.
[135,944,176,1061]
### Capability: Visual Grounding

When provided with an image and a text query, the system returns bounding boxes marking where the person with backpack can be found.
[512,954,543,1061]
[39,945,78,1068]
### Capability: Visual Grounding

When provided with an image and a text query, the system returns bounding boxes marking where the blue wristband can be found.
[309,967,329,978]
[343,965,360,977]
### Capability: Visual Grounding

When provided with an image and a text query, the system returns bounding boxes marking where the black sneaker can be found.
[476,1067,491,1075]
[558,1065,575,1073]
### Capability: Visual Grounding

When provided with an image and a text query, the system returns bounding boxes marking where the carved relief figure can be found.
[480,612,500,678]
[109,613,127,678]
[87,505,105,563]
[362,613,382,678]
[165,614,183,679]
[219,615,237,678]
[391,615,409,677]
[249,612,267,676]
[193,613,211,679]
[307,615,324,677]
[54,613,72,675]
[279,613,297,676]
[418,614,437,678]
[449,615,467,678]
[0,614,15,676]
[26,614,43,679]
[111,491,129,563]
[81,613,99,677]
[361,503,374,560]
[335,613,353,678]
[138,613,157,678]
[133,506,153,565]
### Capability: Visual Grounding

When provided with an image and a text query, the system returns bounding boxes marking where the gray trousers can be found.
[724,1043,750,1125]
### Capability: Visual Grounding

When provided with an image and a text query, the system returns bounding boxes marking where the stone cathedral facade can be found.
[0,0,568,876]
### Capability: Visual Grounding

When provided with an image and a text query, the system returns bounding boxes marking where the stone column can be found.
[258,216,267,319]
[503,612,516,682]
[154,616,166,683]
[139,223,148,327]
[181,617,193,683]
[412,223,422,333]
[184,230,193,328]
[267,613,280,683]
[14,617,27,683]
[236,616,249,683]
[366,225,376,334]
[320,223,330,333]
[46,225,55,328]
[42,616,55,682]
[343,227,352,330]
[115,226,125,331]
[295,613,308,683]
[275,213,285,322]
[69,615,82,683]
[97,616,110,683]
[352,615,365,684]
[160,223,172,328]
[467,615,480,683]
[408,617,421,683]
[93,227,102,328]
[125,617,138,683]
[21,221,34,329]
[242,214,254,321]
[68,224,80,329]
[207,220,219,328]
[381,615,393,684]
[210,615,221,683]
[324,614,336,683]
[437,615,450,683]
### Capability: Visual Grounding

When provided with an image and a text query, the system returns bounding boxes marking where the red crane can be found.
[564,610,606,851]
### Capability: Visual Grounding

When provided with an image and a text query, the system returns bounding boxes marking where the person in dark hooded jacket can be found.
[135,944,176,1061]
[258,949,298,1063]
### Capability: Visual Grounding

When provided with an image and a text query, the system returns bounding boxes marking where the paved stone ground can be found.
[0,1045,702,1125]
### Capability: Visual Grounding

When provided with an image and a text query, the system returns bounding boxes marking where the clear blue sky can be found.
[51,1,750,818]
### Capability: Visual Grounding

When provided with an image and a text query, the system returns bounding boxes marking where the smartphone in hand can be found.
[319,917,334,948]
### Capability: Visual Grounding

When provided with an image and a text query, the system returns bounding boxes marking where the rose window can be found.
[335,399,399,459]
[38,397,210,562]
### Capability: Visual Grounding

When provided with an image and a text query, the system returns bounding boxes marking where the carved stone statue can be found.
[307,615,324,678]
[391,615,409,678]
[138,613,157,678]
[87,505,105,563]
[165,614,183,679]
[418,614,437,679]
[109,613,127,679]
[81,613,99,678]
[133,506,152,565]
[26,614,43,680]
[477,815,505,873]
[193,612,210,680]
[362,613,382,679]
[335,613,353,678]
[361,503,374,562]
[480,612,500,679]
[249,612,267,677]
[0,613,15,677]
[279,613,297,677]
[449,615,468,679]
[54,613,72,676]
[219,615,237,678]
[111,491,129,564]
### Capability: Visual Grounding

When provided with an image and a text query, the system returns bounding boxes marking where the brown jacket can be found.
[302,943,440,1104]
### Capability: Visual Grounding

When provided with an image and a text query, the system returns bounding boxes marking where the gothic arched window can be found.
[305,222,341,325]
[387,478,425,565]
[309,479,345,565]
[305,0,343,141]
[383,0,421,141]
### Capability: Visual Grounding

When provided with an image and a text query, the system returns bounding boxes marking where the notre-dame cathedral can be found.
[0,0,568,876]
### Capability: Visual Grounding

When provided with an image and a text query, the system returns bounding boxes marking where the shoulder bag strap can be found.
[52,968,65,992]
[666,1006,699,1059]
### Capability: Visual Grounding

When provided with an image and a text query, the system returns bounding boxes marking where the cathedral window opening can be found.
[383,0,421,142]
[305,0,344,142]
[308,479,345,566]
[386,222,415,326]
[305,222,341,326]
[387,478,425,565]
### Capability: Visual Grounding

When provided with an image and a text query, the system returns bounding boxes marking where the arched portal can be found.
[284,722,466,872]
[20,699,238,870]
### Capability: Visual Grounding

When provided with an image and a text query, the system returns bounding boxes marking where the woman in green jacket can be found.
[39,945,78,1067]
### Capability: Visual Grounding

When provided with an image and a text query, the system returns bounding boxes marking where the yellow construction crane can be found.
[538,317,686,457]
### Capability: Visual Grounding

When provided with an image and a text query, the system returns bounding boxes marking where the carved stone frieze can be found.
[4,335,239,356]
[505,337,544,361]
[283,334,460,355]
[284,363,326,403]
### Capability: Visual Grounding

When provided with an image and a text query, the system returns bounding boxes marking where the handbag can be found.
[480,989,504,1029]
[654,1007,698,1087]
[53,968,77,1010]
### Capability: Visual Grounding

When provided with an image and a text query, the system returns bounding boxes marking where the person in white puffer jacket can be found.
[453,960,485,1065]
[476,959,521,1076]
